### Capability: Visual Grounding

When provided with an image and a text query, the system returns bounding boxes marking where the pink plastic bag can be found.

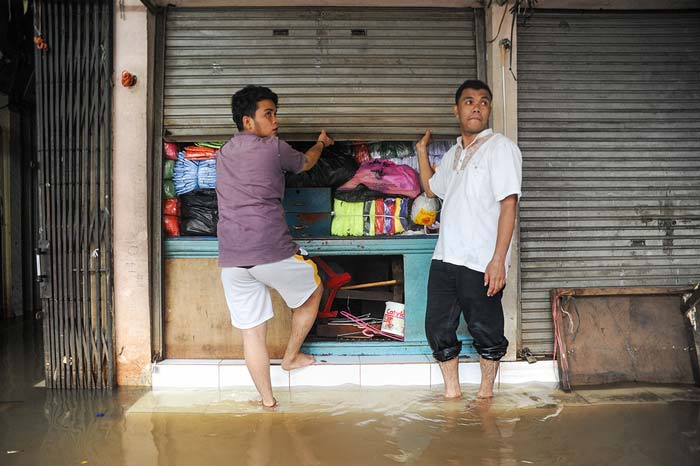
[337,159,420,198]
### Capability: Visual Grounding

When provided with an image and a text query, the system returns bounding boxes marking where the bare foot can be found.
[281,353,315,371]
[476,390,494,399]
[443,392,463,400]
[467,397,493,415]
[262,397,278,410]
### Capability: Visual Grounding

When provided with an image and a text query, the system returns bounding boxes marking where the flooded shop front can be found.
[155,6,488,360]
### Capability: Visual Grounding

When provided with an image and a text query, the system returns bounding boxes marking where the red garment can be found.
[163,198,181,216]
[184,145,216,160]
[163,215,180,236]
[164,142,179,160]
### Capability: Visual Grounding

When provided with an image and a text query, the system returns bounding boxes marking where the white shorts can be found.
[221,252,321,329]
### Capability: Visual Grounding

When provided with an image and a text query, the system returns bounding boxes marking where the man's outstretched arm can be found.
[302,129,334,171]
[416,130,437,198]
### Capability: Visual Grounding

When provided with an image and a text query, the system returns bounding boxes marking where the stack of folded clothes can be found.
[331,198,409,237]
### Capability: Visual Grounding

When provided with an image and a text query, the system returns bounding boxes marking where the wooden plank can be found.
[552,294,696,388]
[553,286,694,298]
[164,258,292,358]
[682,301,700,386]
[340,280,399,290]
[681,285,700,313]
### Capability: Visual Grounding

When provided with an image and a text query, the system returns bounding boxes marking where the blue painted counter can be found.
[165,237,475,358]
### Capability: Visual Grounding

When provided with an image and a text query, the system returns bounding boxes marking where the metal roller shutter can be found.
[163,7,483,141]
[518,10,700,355]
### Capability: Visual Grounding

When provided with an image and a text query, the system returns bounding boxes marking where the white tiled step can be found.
[152,356,558,389]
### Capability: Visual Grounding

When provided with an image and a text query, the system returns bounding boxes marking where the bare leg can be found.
[438,357,462,399]
[477,357,499,399]
[281,284,322,371]
[241,322,276,407]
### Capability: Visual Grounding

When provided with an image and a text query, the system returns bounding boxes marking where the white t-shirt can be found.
[429,129,522,273]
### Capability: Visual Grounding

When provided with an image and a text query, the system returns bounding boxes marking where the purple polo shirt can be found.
[216,133,305,267]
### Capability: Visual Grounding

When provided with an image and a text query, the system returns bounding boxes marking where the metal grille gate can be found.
[517,10,700,355]
[34,0,114,389]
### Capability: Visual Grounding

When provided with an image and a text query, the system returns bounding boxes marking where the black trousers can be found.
[425,260,509,362]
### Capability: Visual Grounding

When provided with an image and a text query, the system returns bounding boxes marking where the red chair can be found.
[312,257,352,318]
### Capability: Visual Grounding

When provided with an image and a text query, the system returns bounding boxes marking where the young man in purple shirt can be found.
[216,85,334,408]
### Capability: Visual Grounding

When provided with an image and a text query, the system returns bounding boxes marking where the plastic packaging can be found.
[163,159,175,180]
[410,192,440,226]
[164,142,179,160]
[184,145,217,160]
[163,180,177,199]
[180,190,218,236]
[163,215,180,236]
[368,141,415,159]
[381,301,405,338]
[286,150,358,188]
[163,198,181,216]
[337,159,420,199]
[353,143,370,164]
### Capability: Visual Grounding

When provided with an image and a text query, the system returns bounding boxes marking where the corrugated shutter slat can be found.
[518,10,700,355]
[164,7,479,141]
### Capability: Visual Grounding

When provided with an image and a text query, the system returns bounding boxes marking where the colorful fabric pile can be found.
[349,140,449,172]
[163,138,452,238]
[163,141,222,237]
[331,198,409,237]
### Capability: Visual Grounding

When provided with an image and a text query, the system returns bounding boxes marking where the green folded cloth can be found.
[163,180,177,199]
[195,141,225,149]
[163,159,175,180]
[331,199,365,236]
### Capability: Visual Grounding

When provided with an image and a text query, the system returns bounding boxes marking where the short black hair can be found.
[231,85,279,131]
[455,79,493,104]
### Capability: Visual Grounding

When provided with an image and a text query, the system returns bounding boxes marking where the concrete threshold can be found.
[151,356,559,390]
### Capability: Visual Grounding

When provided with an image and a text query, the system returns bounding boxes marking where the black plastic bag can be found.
[180,190,218,236]
[180,206,218,236]
[333,184,392,202]
[286,143,358,188]
[180,189,218,209]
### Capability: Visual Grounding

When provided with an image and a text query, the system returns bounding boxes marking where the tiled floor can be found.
[151,356,559,389]
[128,382,700,415]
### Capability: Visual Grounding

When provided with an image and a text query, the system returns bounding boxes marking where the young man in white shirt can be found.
[416,79,522,399]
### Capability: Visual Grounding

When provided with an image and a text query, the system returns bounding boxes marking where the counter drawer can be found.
[286,212,332,238]
[283,188,331,213]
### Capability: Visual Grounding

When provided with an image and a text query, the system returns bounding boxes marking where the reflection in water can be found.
[2,318,700,466]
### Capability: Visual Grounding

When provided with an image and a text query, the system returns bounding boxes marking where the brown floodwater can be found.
[2,318,699,466]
